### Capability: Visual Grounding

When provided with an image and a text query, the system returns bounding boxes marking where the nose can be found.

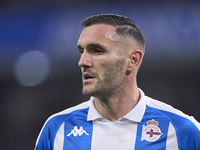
[78,52,92,68]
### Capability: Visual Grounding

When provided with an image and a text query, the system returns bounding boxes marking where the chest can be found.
[54,119,177,150]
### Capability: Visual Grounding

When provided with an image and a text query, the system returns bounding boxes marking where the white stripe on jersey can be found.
[54,123,65,150]
[166,122,178,150]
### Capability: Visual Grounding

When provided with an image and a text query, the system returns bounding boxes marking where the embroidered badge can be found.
[141,119,163,142]
[67,126,89,137]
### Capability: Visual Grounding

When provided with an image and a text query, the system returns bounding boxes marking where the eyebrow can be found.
[77,43,106,50]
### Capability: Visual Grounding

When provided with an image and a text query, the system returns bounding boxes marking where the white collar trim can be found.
[87,88,147,122]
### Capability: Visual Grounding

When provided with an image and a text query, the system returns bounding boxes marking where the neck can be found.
[93,85,140,122]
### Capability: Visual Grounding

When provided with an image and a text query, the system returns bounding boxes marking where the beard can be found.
[82,58,125,99]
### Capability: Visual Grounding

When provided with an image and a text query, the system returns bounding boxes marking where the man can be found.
[35,14,200,150]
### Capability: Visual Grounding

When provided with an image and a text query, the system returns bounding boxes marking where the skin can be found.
[77,24,143,122]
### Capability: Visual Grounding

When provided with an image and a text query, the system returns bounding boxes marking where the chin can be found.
[82,90,94,96]
[82,86,94,96]
[82,86,101,97]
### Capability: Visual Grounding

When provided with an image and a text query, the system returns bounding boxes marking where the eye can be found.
[78,48,84,54]
[93,48,103,54]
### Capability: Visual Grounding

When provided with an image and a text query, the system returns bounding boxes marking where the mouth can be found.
[83,72,95,82]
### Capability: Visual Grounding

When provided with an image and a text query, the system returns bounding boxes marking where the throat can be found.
[93,96,139,122]
[92,88,140,122]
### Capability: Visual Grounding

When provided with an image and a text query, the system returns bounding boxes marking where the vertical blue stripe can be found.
[63,108,93,150]
[135,105,169,150]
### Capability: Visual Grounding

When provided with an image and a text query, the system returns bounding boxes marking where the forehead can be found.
[78,24,119,45]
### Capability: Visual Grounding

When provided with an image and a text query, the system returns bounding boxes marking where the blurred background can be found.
[0,0,200,149]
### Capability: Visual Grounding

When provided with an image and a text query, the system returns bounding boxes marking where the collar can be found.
[87,88,147,122]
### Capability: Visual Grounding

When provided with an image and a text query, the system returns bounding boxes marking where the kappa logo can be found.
[141,119,163,142]
[67,126,89,137]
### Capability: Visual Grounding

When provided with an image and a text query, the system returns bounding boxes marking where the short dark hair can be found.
[81,14,145,51]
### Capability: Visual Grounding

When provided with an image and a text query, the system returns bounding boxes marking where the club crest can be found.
[141,119,163,142]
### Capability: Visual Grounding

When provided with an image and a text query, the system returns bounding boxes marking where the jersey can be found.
[34,89,200,150]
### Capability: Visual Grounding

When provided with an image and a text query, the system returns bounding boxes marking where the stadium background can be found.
[0,0,200,149]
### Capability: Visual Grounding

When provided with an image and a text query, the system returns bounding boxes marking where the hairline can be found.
[82,21,145,51]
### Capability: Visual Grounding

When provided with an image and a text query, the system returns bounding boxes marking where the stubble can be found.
[82,58,126,100]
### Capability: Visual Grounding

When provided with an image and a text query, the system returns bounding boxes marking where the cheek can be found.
[99,60,116,71]
[102,59,125,78]
[94,54,126,78]
[94,63,112,81]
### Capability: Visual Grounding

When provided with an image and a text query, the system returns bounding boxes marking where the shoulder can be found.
[146,96,200,149]
[146,96,200,130]
[44,100,90,129]
[35,100,90,150]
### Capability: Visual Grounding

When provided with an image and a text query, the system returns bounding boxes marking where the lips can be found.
[83,72,95,81]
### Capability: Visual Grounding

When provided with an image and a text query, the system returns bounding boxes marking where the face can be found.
[77,24,128,99]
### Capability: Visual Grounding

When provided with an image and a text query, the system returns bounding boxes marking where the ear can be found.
[127,50,143,72]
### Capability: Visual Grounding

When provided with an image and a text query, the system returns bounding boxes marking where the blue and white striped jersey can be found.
[35,89,200,150]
